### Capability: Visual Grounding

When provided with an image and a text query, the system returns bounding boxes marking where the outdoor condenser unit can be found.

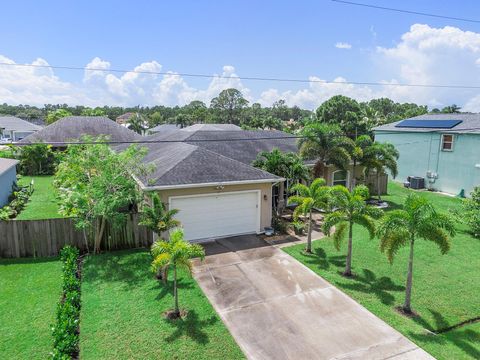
[407,176,425,190]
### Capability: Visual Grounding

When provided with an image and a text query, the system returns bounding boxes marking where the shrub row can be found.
[0,181,33,220]
[51,246,81,359]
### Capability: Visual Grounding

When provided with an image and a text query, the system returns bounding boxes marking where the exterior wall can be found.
[12,131,35,141]
[0,166,17,207]
[323,164,387,195]
[156,182,274,233]
[375,131,480,196]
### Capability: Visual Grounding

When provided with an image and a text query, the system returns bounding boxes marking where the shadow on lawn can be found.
[164,310,218,345]
[0,256,60,265]
[338,269,404,305]
[410,309,480,359]
[151,279,194,301]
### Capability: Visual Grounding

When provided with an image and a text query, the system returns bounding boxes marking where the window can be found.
[332,170,348,187]
[441,134,454,151]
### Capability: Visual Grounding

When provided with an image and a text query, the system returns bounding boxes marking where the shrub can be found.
[51,246,81,359]
[463,187,480,237]
[0,183,32,220]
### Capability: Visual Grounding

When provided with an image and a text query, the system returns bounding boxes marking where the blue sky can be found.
[2,0,480,109]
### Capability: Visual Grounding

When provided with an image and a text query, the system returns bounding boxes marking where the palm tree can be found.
[350,135,373,190]
[298,123,354,179]
[151,229,205,318]
[323,185,382,277]
[139,193,180,236]
[288,178,330,253]
[128,113,147,135]
[140,193,181,282]
[377,193,455,314]
[363,142,399,201]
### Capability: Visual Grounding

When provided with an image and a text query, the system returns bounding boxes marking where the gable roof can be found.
[0,116,42,132]
[145,129,298,165]
[374,113,480,134]
[132,141,281,189]
[0,158,19,176]
[19,116,141,144]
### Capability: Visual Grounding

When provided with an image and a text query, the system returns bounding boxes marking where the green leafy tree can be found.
[323,185,382,276]
[173,113,194,129]
[210,88,249,124]
[81,107,106,116]
[441,104,461,113]
[298,123,354,178]
[54,136,148,253]
[151,229,205,318]
[363,142,399,201]
[140,193,180,236]
[316,95,366,135]
[183,100,208,123]
[377,193,455,313]
[127,113,147,134]
[46,109,72,125]
[350,135,374,190]
[288,178,330,253]
[18,143,58,175]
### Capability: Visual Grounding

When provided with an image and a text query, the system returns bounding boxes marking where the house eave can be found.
[137,177,285,191]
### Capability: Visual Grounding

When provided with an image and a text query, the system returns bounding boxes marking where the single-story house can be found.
[0,158,19,207]
[19,116,141,146]
[374,113,480,196]
[0,116,42,142]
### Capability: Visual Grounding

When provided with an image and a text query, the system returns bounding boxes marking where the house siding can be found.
[375,131,480,196]
[156,182,274,234]
[0,166,17,207]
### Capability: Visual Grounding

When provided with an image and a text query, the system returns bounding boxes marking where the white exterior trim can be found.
[331,169,350,188]
[168,190,262,241]
[139,177,284,191]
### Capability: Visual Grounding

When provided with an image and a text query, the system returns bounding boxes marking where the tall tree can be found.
[210,88,249,124]
[316,95,365,135]
[378,193,455,313]
[183,100,208,123]
[350,135,374,190]
[127,113,147,134]
[288,178,330,253]
[46,109,72,125]
[363,142,399,201]
[151,229,205,318]
[81,107,106,116]
[298,123,354,178]
[323,185,382,276]
[55,136,148,253]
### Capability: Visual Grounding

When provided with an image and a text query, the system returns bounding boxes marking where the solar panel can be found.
[395,119,462,129]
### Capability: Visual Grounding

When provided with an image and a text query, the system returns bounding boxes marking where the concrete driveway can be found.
[193,235,434,360]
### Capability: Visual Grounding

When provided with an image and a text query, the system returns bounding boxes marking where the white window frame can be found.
[332,170,349,188]
[441,134,454,152]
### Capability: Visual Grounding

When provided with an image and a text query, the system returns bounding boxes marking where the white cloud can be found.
[335,42,352,49]
[2,24,480,110]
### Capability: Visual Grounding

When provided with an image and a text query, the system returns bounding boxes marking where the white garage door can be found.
[169,191,260,241]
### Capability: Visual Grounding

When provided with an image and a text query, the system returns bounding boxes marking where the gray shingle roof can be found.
[134,141,281,188]
[0,158,19,175]
[148,124,182,134]
[374,113,480,134]
[19,116,141,144]
[182,123,242,131]
[0,116,42,132]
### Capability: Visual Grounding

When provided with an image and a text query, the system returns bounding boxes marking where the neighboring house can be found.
[0,158,19,207]
[19,116,141,146]
[116,112,135,125]
[374,113,480,196]
[0,116,42,142]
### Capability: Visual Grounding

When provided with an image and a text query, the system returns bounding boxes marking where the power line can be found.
[2,61,480,90]
[331,0,480,24]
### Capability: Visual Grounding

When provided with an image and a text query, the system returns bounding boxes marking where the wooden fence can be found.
[0,214,153,258]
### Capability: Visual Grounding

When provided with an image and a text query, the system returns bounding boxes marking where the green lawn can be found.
[283,182,480,359]
[80,249,244,360]
[17,175,63,220]
[0,257,62,359]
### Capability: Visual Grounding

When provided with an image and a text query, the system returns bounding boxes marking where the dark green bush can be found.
[51,246,80,359]
[0,184,32,220]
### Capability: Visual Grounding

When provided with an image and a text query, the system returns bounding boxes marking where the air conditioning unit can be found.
[407,176,425,190]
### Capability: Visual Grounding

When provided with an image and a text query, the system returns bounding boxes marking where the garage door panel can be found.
[170,191,260,241]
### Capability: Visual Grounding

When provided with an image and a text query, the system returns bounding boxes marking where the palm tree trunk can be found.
[377,172,381,201]
[351,160,356,191]
[403,238,415,313]
[344,221,353,276]
[306,210,313,253]
[173,265,179,317]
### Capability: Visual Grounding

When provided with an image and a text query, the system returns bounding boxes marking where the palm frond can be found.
[353,214,376,239]
[322,211,346,236]
[332,221,348,251]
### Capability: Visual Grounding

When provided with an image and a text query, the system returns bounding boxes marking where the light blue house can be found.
[374,114,480,197]
[0,158,19,207]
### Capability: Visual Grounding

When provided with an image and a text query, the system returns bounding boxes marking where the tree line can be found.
[1,89,462,135]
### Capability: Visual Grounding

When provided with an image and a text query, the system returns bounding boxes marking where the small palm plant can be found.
[140,193,180,236]
[377,193,455,314]
[151,228,205,319]
[288,178,330,253]
[323,185,383,277]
